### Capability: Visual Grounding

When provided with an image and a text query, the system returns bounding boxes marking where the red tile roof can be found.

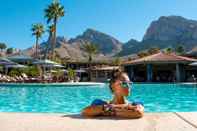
[124,52,197,65]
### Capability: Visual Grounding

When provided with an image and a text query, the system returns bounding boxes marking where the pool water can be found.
[0,83,197,114]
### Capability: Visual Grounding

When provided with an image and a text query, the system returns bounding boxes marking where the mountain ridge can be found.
[23,15,197,59]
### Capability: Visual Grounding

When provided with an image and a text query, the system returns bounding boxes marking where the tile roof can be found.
[124,52,197,65]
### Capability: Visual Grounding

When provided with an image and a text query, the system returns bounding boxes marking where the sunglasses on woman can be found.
[120,81,130,88]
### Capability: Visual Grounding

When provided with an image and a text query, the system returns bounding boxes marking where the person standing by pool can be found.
[82,70,144,118]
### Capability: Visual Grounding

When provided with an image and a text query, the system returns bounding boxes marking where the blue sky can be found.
[0,0,197,49]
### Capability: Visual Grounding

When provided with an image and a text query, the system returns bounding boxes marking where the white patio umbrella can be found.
[0,58,26,74]
[75,69,86,73]
[33,59,64,68]
[5,64,27,68]
[33,59,59,65]
[0,58,16,65]
[189,62,197,66]
[7,55,34,63]
[33,59,64,75]
[42,64,64,68]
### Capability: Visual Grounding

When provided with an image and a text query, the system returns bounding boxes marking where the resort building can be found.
[90,66,119,82]
[66,60,118,82]
[123,52,197,82]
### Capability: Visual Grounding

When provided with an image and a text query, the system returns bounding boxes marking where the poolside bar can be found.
[123,52,197,82]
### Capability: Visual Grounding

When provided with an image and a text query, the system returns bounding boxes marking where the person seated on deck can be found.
[82,70,144,119]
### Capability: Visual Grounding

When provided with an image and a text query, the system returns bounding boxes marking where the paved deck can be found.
[0,112,196,131]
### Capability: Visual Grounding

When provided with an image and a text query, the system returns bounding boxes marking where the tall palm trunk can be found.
[44,31,52,59]
[52,19,57,60]
[35,36,39,58]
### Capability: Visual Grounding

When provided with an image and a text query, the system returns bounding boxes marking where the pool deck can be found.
[0,112,196,131]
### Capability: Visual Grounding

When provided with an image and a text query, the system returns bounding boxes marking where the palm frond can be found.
[31,23,45,38]
[44,1,65,24]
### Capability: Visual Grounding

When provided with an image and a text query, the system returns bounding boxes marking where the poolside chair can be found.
[21,73,31,83]
[4,76,11,83]
[15,76,23,83]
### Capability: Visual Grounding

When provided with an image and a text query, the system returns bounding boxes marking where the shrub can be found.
[23,66,40,77]
[67,68,75,80]
[8,69,21,77]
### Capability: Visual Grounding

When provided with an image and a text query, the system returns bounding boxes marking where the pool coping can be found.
[0,82,106,86]
[0,82,196,86]
[0,112,196,131]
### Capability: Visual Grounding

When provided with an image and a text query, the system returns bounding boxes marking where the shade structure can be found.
[42,64,65,68]
[5,64,27,68]
[33,59,64,68]
[189,62,197,66]
[7,55,34,62]
[75,69,86,73]
[33,59,58,65]
[0,58,27,74]
[0,58,16,65]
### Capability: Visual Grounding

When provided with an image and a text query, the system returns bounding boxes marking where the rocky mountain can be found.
[118,16,197,56]
[143,16,197,42]
[23,16,197,59]
[117,39,140,56]
[23,29,122,61]
[68,28,122,55]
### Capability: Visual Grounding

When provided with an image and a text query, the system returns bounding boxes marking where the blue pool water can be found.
[0,83,197,114]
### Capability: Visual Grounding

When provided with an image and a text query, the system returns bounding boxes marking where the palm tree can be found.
[31,23,44,58]
[44,24,55,59]
[82,42,98,81]
[6,48,13,55]
[0,43,7,52]
[148,47,160,55]
[113,57,122,66]
[44,0,65,60]
[165,47,173,54]
[175,45,185,55]
[82,42,98,63]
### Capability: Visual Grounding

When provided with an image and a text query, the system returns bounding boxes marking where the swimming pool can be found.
[0,83,196,114]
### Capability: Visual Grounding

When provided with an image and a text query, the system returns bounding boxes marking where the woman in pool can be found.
[82,70,144,119]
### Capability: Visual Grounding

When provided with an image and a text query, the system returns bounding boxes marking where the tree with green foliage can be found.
[6,48,13,55]
[67,68,75,81]
[164,47,173,54]
[175,45,185,55]
[8,69,21,77]
[44,0,65,60]
[82,42,98,81]
[113,57,122,66]
[82,42,98,63]
[147,47,160,55]
[0,43,7,52]
[31,23,45,58]
[22,66,40,77]
[137,51,149,58]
